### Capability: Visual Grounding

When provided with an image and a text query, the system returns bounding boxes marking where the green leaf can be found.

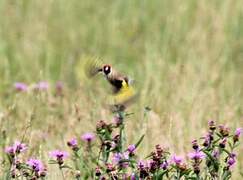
[48,160,58,164]
[202,150,219,171]
[135,134,145,148]
[156,170,168,179]
[61,165,73,169]
[221,148,231,156]
[119,159,137,164]
[228,141,233,150]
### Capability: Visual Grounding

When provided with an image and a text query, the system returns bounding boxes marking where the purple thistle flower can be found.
[235,128,242,136]
[34,81,49,91]
[95,167,102,177]
[137,160,150,178]
[227,153,236,169]
[233,128,242,143]
[208,120,216,131]
[170,155,184,165]
[137,160,151,170]
[112,152,129,168]
[13,141,27,153]
[227,158,236,167]
[130,173,136,180]
[112,153,122,164]
[212,149,220,159]
[81,132,95,142]
[49,150,69,165]
[127,144,136,154]
[191,140,199,150]
[160,161,169,170]
[188,150,205,160]
[219,125,230,137]
[138,160,146,169]
[5,141,27,156]
[202,133,212,147]
[14,82,28,92]
[67,138,79,151]
[26,158,45,174]
[219,138,227,148]
[5,146,15,156]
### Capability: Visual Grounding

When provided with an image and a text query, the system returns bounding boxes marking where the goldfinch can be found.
[85,59,137,108]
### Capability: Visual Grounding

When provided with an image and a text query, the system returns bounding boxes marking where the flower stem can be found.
[59,167,65,180]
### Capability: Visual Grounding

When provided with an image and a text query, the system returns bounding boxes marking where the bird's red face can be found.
[103,64,112,75]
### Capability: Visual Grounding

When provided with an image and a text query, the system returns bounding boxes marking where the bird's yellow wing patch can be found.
[112,81,137,105]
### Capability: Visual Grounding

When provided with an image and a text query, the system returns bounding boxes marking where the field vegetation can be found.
[0,0,242,179]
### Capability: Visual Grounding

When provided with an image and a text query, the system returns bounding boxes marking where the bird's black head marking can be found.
[103,64,112,75]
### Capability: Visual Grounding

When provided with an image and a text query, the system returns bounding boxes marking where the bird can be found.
[84,58,137,110]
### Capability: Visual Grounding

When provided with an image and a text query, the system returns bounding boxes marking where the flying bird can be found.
[85,58,137,110]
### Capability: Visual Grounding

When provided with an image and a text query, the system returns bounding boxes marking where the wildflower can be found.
[26,158,46,177]
[105,163,115,173]
[112,153,122,165]
[15,159,21,170]
[170,155,187,171]
[138,160,146,169]
[208,120,216,131]
[55,81,63,96]
[235,128,242,136]
[219,138,227,148]
[5,141,27,157]
[137,160,149,178]
[130,173,136,180]
[193,164,200,175]
[112,152,129,168]
[100,176,106,180]
[34,81,49,91]
[67,138,79,151]
[233,128,242,143]
[127,144,136,155]
[95,167,102,177]
[96,120,107,131]
[188,150,205,161]
[11,169,16,178]
[160,161,169,170]
[81,132,95,142]
[226,153,236,169]
[14,82,28,92]
[5,146,15,157]
[171,155,183,165]
[191,140,199,150]
[212,149,220,159]
[227,157,236,168]
[155,144,163,157]
[219,125,230,137]
[49,150,69,165]
[202,133,213,147]
[149,160,158,172]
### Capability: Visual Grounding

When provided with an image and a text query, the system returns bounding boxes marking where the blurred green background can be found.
[0,0,243,178]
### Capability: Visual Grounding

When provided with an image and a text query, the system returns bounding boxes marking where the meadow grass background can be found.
[0,0,243,179]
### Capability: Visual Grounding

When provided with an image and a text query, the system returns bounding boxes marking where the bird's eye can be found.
[103,65,111,75]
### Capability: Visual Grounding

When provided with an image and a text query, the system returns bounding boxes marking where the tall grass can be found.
[0,0,242,178]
